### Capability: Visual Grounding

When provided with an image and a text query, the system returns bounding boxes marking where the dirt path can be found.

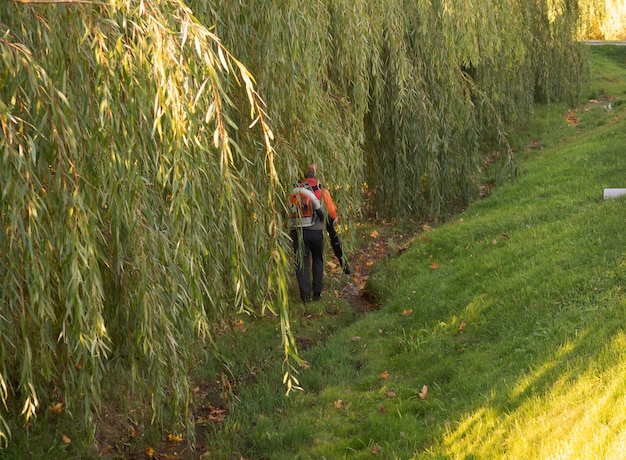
[334,225,416,312]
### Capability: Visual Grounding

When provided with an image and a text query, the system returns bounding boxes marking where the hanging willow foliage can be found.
[1,0,590,446]
[203,0,588,220]
[0,0,296,443]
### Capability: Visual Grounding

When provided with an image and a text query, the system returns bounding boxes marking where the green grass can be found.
[4,45,626,460]
[589,45,626,99]
[203,45,626,459]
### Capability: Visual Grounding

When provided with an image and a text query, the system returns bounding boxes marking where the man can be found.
[301,164,350,275]
[289,164,349,303]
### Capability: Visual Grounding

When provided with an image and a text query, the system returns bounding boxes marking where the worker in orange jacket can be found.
[301,164,350,275]
[290,164,350,303]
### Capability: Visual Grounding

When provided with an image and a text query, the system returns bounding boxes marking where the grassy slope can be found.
[215,46,626,460]
[3,47,625,460]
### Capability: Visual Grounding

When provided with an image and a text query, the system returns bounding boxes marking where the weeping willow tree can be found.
[0,0,297,444]
[206,0,589,219]
[1,0,590,447]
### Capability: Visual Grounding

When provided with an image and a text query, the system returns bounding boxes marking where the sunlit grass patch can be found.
[442,330,626,459]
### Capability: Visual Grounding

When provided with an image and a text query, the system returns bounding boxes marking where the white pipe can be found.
[603,188,626,200]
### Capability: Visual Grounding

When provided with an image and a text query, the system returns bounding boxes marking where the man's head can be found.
[306,164,317,178]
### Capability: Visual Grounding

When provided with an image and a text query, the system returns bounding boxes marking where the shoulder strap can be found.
[304,178,322,192]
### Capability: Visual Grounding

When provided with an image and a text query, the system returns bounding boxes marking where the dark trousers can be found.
[292,228,324,299]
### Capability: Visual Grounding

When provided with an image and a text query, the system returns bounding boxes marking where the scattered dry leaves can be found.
[565,109,580,125]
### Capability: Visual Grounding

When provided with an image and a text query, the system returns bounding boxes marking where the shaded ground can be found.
[101,222,418,460]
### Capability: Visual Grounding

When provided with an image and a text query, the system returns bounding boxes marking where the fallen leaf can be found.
[333,399,343,409]
[422,224,433,232]
[372,445,380,454]
[528,141,541,149]
[350,336,362,342]
[167,433,183,443]
[565,110,580,125]
[429,262,440,270]
[208,407,227,423]
[145,447,156,458]
[386,390,397,397]
[61,434,71,444]
[458,321,466,332]
[420,385,428,400]
[370,230,379,238]
[380,371,390,379]
[48,402,63,414]
[402,309,413,316]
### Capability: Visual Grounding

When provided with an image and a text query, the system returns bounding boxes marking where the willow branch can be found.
[10,0,104,4]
